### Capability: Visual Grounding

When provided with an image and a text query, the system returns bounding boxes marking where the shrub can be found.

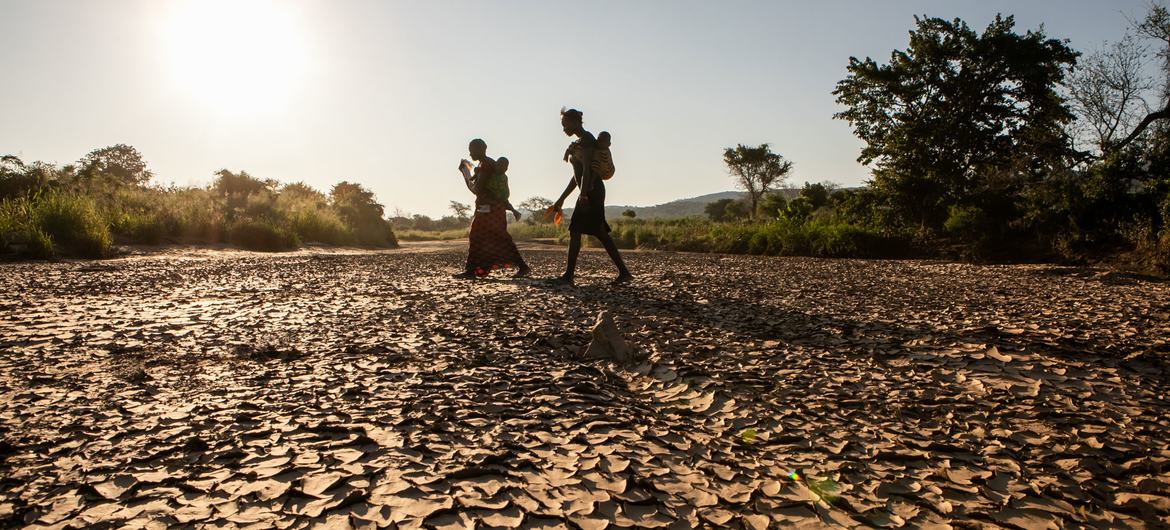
[508,222,562,241]
[25,227,54,259]
[352,220,397,247]
[0,197,29,249]
[165,188,226,244]
[110,211,167,244]
[289,208,351,245]
[34,192,111,257]
[3,148,410,257]
[397,228,469,241]
[229,218,300,251]
[943,205,989,237]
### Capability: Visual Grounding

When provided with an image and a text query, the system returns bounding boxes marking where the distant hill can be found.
[569,189,805,220]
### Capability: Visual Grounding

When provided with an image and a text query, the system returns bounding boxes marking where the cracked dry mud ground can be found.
[1,242,1169,530]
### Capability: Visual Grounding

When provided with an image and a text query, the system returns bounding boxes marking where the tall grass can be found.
[1,191,112,258]
[508,222,563,241]
[397,228,470,241]
[228,218,301,251]
[0,179,399,258]
[398,217,913,259]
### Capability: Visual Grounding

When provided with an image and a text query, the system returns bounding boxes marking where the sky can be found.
[0,0,1162,217]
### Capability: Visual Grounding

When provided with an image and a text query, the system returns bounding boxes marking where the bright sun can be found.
[163,0,306,115]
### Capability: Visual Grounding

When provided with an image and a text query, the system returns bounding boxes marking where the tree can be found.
[331,182,385,223]
[833,15,1078,228]
[621,209,637,219]
[757,192,788,220]
[783,196,814,222]
[449,201,471,220]
[278,182,330,213]
[0,156,26,198]
[1068,34,1154,153]
[79,144,153,186]
[215,169,276,221]
[1111,5,1170,152]
[723,144,793,219]
[518,196,554,224]
[1136,4,1170,106]
[331,181,394,246]
[799,182,835,210]
[705,198,749,222]
[281,182,326,202]
[0,155,24,176]
[0,156,66,199]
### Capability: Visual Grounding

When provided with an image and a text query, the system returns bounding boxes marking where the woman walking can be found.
[454,138,530,279]
[549,108,632,286]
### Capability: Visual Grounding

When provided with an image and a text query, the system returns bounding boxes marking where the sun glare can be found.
[163,0,306,115]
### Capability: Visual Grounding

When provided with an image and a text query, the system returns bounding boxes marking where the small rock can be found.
[583,311,634,363]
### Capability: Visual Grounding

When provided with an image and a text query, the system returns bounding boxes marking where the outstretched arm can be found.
[553,177,577,209]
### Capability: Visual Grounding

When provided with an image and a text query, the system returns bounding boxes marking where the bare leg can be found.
[562,231,583,281]
[594,232,630,275]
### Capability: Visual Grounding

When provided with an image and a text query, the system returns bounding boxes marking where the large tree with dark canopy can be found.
[833,15,1079,229]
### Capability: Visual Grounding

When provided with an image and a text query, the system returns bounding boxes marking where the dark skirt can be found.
[569,182,611,236]
[466,202,526,274]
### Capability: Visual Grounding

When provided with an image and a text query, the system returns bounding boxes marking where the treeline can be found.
[700,9,1170,273]
[830,12,1170,273]
[497,8,1170,271]
[0,144,396,258]
[500,183,902,258]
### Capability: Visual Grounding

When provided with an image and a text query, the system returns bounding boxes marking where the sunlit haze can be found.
[0,0,1155,216]
[162,1,308,115]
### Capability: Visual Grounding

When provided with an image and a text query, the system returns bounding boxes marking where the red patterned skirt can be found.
[466,203,526,275]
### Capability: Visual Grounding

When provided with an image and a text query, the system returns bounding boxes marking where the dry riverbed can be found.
[1,242,1168,529]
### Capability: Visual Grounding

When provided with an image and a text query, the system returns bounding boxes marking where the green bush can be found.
[110,210,167,244]
[229,219,300,251]
[397,228,469,241]
[166,188,226,244]
[508,222,563,241]
[351,220,397,247]
[573,218,910,259]
[4,149,406,258]
[0,193,112,258]
[807,221,885,257]
[34,192,111,257]
[288,207,352,245]
[634,228,659,248]
[0,197,29,249]
[943,205,988,237]
[25,227,54,259]
[614,225,637,248]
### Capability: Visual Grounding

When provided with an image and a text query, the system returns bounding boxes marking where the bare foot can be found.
[547,275,574,287]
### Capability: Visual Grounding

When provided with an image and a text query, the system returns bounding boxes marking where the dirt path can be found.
[1,245,1168,529]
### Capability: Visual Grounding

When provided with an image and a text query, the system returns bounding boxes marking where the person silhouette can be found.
[454,138,530,279]
[549,108,632,286]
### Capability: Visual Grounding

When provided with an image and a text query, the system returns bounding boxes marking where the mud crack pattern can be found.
[1,242,1169,529]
